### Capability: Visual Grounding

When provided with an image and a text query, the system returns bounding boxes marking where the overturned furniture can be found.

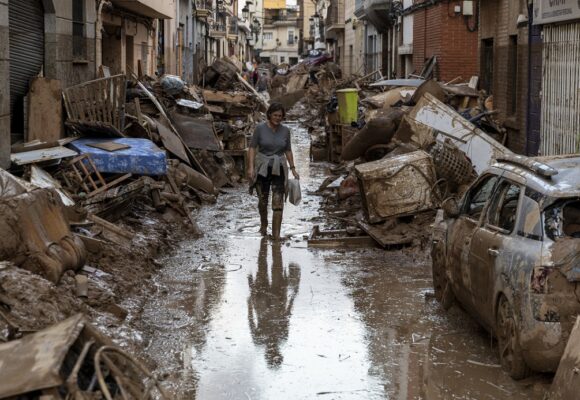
[63,74,127,137]
[0,314,168,400]
[0,168,86,283]
[355,150,439,223]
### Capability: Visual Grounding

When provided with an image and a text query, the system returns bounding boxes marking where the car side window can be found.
[486,182,521,233]
[516,194,543,240]
[463,175,499,220]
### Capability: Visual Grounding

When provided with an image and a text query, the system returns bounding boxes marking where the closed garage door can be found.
[540,23,580,155]
[9,0,44,138]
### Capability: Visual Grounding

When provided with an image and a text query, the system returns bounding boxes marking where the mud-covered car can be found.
[432,154,580,379]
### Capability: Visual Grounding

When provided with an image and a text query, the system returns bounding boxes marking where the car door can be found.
[447,175,499,307]
[469,179,522,327]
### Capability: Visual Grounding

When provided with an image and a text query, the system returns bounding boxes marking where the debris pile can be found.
[0,313,168,399]
[305,74,511,250]
[0,57,267,384]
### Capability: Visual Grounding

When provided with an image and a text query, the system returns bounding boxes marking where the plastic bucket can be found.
[336,89,359,124]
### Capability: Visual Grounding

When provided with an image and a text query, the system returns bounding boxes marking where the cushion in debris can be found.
[69,138,167,175]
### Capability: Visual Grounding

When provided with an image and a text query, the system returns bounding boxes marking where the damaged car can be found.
[431,154,580,379]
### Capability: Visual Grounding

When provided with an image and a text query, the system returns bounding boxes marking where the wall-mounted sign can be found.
[533,0,580,25]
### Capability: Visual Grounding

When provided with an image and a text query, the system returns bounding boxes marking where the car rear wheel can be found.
[431,241,454,310]
[496,295,531,379]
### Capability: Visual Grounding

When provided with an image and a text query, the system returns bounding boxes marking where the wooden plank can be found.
[136,81,208,176]
[86,141,131,152]
[358,220,414,248]
[27,77,63,142]
[156,118,191,165]
[86,173,132,198]
[202,90,249,104]
[10,146,77,165]
[236,72,269,111]
[88,214,134,240]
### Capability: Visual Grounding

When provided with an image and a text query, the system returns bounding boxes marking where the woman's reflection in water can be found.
[247,239,301,368]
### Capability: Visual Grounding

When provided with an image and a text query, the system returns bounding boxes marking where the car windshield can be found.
[544,198,580,240]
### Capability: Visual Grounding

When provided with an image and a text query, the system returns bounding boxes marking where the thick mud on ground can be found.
[138,121,551,399]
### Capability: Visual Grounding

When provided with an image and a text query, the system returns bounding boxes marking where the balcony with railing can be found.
[326,0,345,34]
[194,0,213,18]
[227,18,239,40]
[363,0,395,31]
[111,0,172,18]
[263,9,299,28]
[209,22,227,38]
[354,0,365,18]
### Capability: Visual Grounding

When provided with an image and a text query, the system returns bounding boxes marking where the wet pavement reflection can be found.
[248,240,300,369]
[140,121,551,399]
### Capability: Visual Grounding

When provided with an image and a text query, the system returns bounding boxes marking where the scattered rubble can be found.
[0,56,269,382]
[297,64,513,252]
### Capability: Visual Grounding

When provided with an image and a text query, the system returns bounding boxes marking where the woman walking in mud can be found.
[247,102,300,240]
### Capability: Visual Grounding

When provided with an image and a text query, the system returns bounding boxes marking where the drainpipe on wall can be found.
[95,0,109,74]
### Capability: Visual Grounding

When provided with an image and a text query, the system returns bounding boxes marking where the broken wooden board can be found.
[357,220,414,248]
[307,225,376,248]
[11,137,77,154]
[10,146,78,166]
[27,77,62,142]
[86,141,131,152]
[137,81,208,177]
[202,90,249,104]
[205,104,225,114]
[170,111,222,151]
[155,118,191,165]
[286,74,309,93]
[237,72,269,111]
[88,214,134,240]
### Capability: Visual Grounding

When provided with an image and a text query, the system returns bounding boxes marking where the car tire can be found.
[496,295,531,380]
[431,241,454,310]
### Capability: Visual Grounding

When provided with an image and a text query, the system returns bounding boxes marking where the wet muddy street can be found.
[139,121,551,399]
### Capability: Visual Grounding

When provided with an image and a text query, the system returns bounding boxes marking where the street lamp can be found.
[251,17,261,41]
[242,5,249,20]
[313,12,320,27]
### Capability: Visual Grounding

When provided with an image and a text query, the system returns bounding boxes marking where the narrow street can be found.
[137,119,550,399]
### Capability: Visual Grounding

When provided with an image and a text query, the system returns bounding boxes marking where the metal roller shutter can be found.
[9,0,44,135]
[540,23,580,155]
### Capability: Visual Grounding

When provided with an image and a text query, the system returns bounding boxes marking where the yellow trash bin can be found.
[336,88,359,124]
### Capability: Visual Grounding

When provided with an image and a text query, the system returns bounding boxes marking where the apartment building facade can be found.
[260,3,300,64]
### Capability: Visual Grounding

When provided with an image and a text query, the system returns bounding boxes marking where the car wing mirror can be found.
[442,197,460,219]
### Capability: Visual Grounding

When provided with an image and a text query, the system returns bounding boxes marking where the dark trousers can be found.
[256,167,285,213]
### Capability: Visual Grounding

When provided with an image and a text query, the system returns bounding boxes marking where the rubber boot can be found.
[259,206,268,236]
[256,183,269,236]
[272,210,283,240]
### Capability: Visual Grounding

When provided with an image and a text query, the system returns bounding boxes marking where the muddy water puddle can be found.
[140,122,550,399]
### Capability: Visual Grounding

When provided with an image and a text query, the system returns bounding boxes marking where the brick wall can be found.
[411,2,478,82]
